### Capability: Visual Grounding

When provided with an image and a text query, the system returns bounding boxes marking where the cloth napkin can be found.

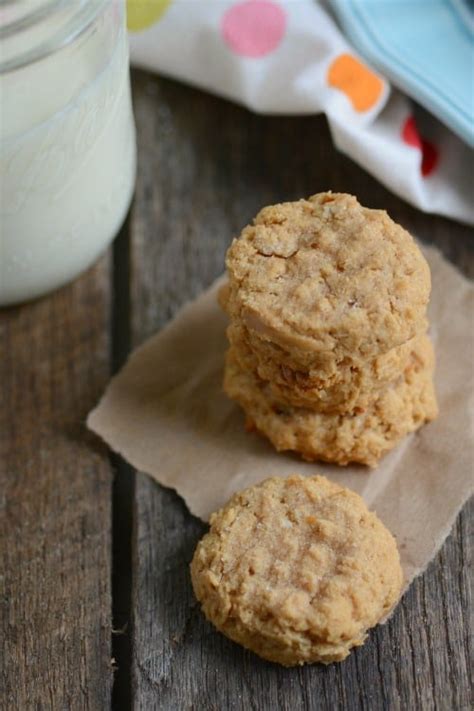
[127,0,473,225]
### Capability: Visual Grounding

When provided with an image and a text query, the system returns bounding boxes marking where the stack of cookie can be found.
[220,192,438,466]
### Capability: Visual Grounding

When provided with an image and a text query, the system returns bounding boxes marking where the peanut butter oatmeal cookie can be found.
[227,320,421,414]
[223,339,437,466]
[225,193,430,360]
[191,475,403,665]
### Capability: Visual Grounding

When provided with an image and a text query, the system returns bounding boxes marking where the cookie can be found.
[225,193,430,360]
[227,320,420,414]
[223,339,437,466]
[191,475,403,666]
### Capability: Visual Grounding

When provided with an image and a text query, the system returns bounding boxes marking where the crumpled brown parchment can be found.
[88,246,473,589]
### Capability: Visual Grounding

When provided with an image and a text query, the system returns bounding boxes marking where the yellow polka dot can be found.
[127,0,172,32]
[327,54,384,112]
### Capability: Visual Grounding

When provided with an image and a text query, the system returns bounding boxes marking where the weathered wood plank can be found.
[128,70,473,710]
[1,258,114,710]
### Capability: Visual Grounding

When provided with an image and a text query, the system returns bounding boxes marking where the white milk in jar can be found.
[0,0,136,305]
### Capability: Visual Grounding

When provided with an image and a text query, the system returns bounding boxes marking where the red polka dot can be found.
[419,140,438,177]
[221,0,286,58]
[402,116,422,149]
[401,116,439,177]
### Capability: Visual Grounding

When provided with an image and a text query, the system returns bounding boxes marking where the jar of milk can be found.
[0,0,136,305]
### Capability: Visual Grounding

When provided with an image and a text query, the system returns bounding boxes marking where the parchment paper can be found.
[88,246,474,588]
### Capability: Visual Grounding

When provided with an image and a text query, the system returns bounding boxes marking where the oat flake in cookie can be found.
[191,475,403,666]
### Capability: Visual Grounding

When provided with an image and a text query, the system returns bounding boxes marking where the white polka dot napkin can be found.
[127,0,473,224]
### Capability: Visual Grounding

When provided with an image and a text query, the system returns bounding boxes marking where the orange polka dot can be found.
[327,54,384,112]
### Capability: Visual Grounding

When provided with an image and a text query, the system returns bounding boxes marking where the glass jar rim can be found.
[0,0,111,74]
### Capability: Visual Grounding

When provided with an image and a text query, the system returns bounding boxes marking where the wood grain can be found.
[0,258,113,710]
[128,70,473,710]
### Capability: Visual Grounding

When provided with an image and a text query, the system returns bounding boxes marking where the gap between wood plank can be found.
[111,213,134,709]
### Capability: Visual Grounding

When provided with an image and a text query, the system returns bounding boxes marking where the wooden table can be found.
[2,70,473,711]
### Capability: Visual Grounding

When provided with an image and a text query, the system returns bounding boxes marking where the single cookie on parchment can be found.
[191,475,403,666]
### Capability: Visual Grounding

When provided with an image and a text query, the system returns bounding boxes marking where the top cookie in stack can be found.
[221,192,438,466]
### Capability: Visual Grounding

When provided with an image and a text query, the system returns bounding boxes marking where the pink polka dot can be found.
[401,116,439,177]
[221,0,286,58]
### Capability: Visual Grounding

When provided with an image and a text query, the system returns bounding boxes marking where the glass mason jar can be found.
[0,0,137,305]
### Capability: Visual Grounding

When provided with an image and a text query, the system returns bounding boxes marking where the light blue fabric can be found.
[330,0,474,146]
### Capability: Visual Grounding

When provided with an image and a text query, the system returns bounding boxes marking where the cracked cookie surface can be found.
[225,193,430,359]
[191,475,403,666]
